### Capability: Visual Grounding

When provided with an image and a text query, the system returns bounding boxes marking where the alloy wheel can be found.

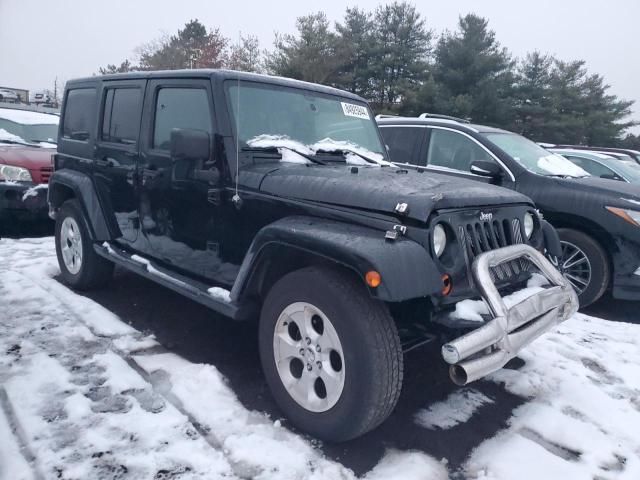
[273,302,345,412]
[60,217,83,274]
[559,240,591,295]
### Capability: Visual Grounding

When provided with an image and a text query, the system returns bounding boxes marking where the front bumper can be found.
[0,181,49,222]
[442,244,578,385]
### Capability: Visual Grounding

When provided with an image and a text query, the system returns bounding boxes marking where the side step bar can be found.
[94,242,257,321]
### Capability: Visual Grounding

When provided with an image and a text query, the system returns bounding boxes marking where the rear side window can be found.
[153,88,211,150]
[379,126,424,165]
[62,88,96,141]
[427,129,494,172]
[101,88,141,145]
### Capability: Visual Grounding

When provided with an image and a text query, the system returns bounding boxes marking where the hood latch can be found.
[385,224,407,241]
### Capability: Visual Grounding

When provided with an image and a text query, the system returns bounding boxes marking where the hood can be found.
[0,145,53,184]
[243,163,532,222]
[0,145,53,170]
[570,176,640,205]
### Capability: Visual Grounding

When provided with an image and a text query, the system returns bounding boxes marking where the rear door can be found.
[94,80,146,242]
[138,78,229,281]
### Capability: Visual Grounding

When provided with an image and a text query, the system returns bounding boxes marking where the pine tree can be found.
[368,1,431,112]
[227,35,263,73]
[433,14,514,124]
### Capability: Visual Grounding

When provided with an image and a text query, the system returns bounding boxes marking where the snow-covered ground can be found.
[1,237,639,479]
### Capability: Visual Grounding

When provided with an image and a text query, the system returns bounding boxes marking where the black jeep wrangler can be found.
[49,70,577,441]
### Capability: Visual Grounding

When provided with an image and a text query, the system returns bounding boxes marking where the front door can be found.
[138,79,231,282]
[94,80,146,243]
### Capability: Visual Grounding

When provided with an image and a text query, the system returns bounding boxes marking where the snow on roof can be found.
[553,149,614,159]
[0,108,59,125]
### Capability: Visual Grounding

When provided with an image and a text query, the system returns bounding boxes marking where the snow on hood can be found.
[536,154,589,177]
[0,108,59,125]
[247,134,391,166]
[0,128,27,144]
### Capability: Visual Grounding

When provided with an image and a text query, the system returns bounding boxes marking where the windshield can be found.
[0,109,59,147]
[227,81,387,162]
[484,132,589,177]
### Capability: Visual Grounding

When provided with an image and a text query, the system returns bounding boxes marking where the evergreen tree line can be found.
[99,4,639,148]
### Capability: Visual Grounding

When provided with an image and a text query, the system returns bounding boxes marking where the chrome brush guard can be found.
[442,244,578,385]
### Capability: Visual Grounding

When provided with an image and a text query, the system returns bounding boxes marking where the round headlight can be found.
[524,212,535,239]
[433,224,447,257]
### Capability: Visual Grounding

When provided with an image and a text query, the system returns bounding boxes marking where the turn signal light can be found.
[365,271,382,288]
[442,274,452,296]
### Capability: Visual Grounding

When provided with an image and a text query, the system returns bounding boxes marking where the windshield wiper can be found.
[315,148,389,166]
[241,146,326,165]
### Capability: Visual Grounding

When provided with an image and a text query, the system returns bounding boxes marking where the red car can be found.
[0,107,58,227]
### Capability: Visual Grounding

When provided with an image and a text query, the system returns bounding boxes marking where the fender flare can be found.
[541,219,562,258]
[48,169,116,241]
[230,216,443,302]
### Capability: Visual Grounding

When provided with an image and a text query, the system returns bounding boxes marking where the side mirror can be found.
[170,128,210,161]
[470,160,502,179]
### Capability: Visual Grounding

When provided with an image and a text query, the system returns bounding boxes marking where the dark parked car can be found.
[49,71,576,441]
[550,148,640,184]
[548,144,640,164]
[0,108,58,230]
[378,115,640,307]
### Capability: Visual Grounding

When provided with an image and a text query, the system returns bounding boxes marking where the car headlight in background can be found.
[523,212,535,238]
[605,206,640,226]
[0,165,32,182]
[433,224,447,257]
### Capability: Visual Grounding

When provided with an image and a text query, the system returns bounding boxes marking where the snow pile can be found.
[536,154,589,177]
[415,389,494,430]
[247,134,392,166]
[21,183,48,201]
[0,128,26,144]
[465,313,640,479]
[0,108,59,125]
[207,286,231,302]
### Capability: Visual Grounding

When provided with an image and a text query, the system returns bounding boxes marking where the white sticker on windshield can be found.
[341,102,370,120]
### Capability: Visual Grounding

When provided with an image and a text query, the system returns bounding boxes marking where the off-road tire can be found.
[55,199,114,290]
[259,265,403,442]
[557,228,609,308]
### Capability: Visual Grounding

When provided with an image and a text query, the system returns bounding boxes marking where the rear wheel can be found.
[259,265,403,441]
[55,199,114,290]
[557,228,609,308]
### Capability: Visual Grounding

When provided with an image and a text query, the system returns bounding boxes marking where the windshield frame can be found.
[223,79,389,166]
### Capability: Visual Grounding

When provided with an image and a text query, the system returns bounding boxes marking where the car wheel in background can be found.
[557,228,609,308]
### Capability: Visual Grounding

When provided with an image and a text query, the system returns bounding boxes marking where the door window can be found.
[101,88,142,145]
[379,127,424,164]
[62,88,96,141]
[565,156,616,178]
[427,129,494,173]
[153,88,212,150]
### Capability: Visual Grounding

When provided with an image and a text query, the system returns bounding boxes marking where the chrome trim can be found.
[442,244,578,385]
[378,124,516,182]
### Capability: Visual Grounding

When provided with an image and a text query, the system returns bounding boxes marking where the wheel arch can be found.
[48,169,117,241]
[231,216,443,304]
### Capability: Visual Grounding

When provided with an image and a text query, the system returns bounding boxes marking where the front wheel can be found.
[557,228,609,308]
[259,265,403,441]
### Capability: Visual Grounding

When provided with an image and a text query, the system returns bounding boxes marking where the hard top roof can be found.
[66,69,366,102]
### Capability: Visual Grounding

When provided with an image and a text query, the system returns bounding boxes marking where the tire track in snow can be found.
[0,387,44,480]
[9,266,258,480]
[2,267,238,479]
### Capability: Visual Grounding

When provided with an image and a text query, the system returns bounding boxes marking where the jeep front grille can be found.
[459,219,531,282]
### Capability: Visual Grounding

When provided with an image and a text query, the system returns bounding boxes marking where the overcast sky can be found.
[1,0,638,132]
